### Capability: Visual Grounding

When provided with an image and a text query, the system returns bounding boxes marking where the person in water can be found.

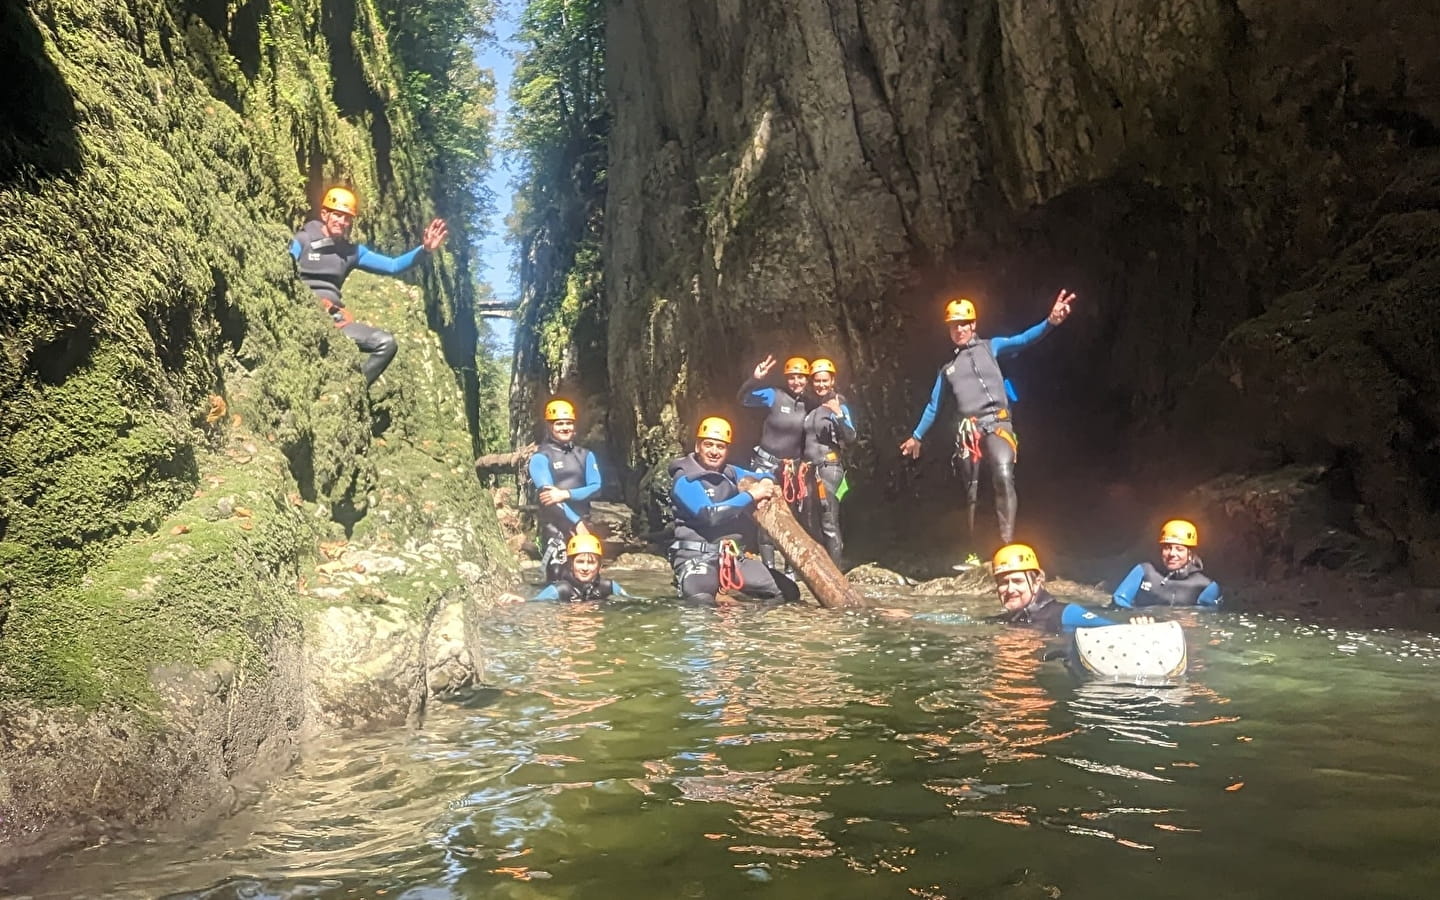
[532,533,630,602]
[668,416,801,605]
[801,358,856,567]
[289,186,449,384]
[1111,519,1224,608]
[989,543,1151,633]
[528,399,603,582]
[738,355,811,568]
[899,291,1074,549]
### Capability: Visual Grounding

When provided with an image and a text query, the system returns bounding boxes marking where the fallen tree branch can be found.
[742,477,868,609]
[474,443,537,474]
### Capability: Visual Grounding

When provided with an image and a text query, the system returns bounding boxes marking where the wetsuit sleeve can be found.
[1198,582,1223,608]
[1062,604,1118,629]
[532,584,563,602]
[288,237,302,261]
[611,581,632,598]
[834,403,858,443]
[566,451,603,502]
[355,244,425,275]
[729,465,776,482]
[673,475,754,527]
[910,373,946,440]
[1111,564,1146,609]
[738,378,777,408]
[528,452,581,525]
[989,317,1054,357]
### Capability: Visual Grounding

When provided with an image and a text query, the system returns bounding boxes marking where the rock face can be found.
[0,1,510,863]
[587,0,1440,582]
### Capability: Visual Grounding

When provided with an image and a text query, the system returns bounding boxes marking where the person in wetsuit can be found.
[532,533,630,602]
[989,543,1151,633]
[738,355,811,569]
[668,416,800,605]
[899,291,1075,549]
[528,399,603,582]
[1111,519,1223,609]
[289,186,449,384]
[801,358,856,567]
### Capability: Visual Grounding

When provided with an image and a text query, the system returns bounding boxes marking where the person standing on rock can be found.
[529,399,603,582]
[899,291,1075,554]
[668,416,800,605]
[738,355,811,569]
[801,358,856,568]
[289,186,448,384]
[1111,519,1224,609]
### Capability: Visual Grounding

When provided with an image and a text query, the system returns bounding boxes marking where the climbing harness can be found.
[718,539,746,592]
[954,416,984,464]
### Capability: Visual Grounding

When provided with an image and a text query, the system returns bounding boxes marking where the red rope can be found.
[719,539,745,592]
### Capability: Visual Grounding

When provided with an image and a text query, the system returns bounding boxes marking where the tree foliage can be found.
[507,0,608,422]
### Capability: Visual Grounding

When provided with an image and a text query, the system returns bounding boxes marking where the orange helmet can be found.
[544,399,576,422]
[944,298,977,323]
[1159,519,1199,547]
[567,533,603,558]
[810,358,837,376]
[321,186,359,217]
[783,357,811,376]
[696,416,733,443]
[992,543,1041,577]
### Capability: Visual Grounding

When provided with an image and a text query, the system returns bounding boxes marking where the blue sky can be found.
[474,1,522,352]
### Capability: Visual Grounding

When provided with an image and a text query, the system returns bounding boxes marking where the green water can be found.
[10,570,1440,899]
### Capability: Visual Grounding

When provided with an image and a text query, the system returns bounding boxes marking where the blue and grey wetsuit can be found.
[1112,559,1222,608]
[289,220,427,383]
[527,438,602,580]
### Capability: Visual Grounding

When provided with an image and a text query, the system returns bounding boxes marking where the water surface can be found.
[12,570,1440,899]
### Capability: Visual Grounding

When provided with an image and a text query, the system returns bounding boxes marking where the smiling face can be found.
[948,320,977,346]
[995,571,1035,612]
[320,207,354,240]
[811,370,835,398]
[570,553,600,583]
[549,418,576,442]
[696,437,729,470]
[1159,542,1192,572]
[785,372,809,395]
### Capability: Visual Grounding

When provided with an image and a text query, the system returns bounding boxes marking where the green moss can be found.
[0,0,509,709]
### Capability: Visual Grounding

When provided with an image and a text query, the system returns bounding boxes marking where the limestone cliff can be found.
[0,0,509,861]
[586,0,1440,580]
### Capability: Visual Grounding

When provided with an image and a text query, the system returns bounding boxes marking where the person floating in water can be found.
[989,543,1150,632]
[532,533,630,602]
[738,355,811,569]
[289,186,448,384]
[801,358,856,567]
[1111,519,1224,609]
[899,291,1074,551]
[668,416,800,605]
[528,399,603,582]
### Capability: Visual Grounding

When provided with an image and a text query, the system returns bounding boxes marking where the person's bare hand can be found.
[825,397,843,415]
[538,486,571,506]
[496,592,527,605]
[753,355,777,380]
[1131,615,1156,625]
[1047,289,1076,325]
[422,218,449,252]
[747,478,778,501]
[899,437,923,459]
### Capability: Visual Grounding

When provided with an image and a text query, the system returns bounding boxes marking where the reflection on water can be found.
[10,572,1440,899]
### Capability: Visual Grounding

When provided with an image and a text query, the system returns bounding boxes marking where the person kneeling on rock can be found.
[1111,519,1223,609]
[532,533,630,602]
[668,416,801,605]
[990,543,1151,632]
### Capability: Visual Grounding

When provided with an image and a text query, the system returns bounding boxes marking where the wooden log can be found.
[742,477,868,609]
[474,443,537,474]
